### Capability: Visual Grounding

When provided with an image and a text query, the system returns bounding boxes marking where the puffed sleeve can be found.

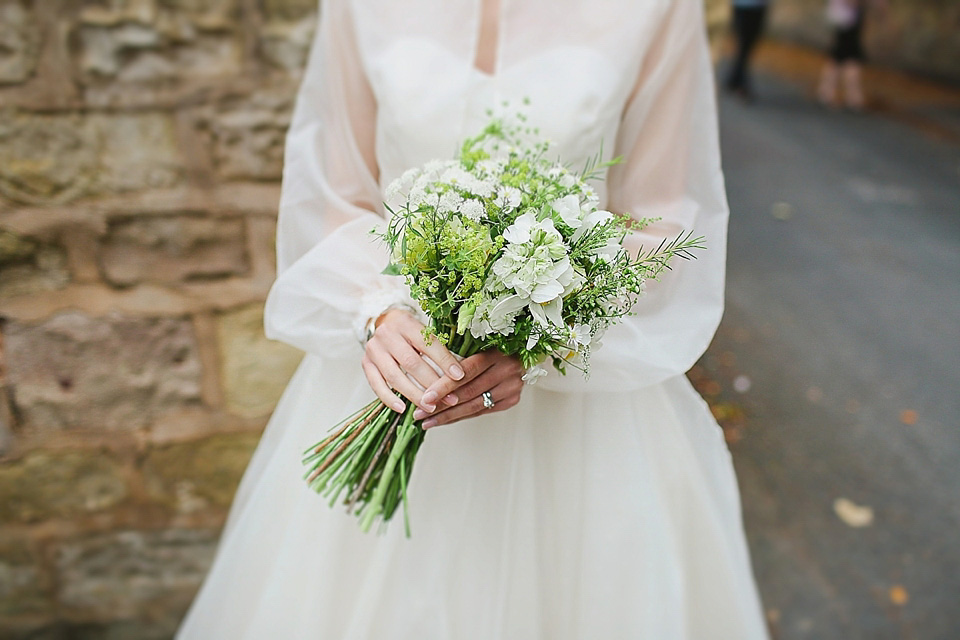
[263,0,421,359]
[537,0,727,393]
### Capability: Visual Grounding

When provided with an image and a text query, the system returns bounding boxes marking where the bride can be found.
[177,0,770,637]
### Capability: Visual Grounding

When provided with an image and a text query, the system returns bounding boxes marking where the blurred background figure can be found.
[818,0,887,110]
[725,0,771,101]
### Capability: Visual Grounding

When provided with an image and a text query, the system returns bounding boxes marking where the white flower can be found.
[465,176,496,198]
[438,190,464,213]
[478,159,506,176]
[529,297,564,327]
[560,173,577,188]
[493,214,574,327]
[503,212,537,244]
[495,186,522,211]
[469,294,527,338]
[521,365,548,385]
[552,194,583,228]
[593,239,622,263]
[567,323,591,348]
[571,209,614,242]
[439,166,473,186]
[461,198,485,221]
[422,159,446,178]
[409,186,439,209]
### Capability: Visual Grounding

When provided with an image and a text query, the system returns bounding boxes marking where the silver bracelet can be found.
[363,303,417,344]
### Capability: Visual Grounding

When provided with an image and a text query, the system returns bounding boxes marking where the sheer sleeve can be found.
[537,0,728,393]
[264,0,421,359]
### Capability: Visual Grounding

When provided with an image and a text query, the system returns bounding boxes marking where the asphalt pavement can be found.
[703,66,960,639]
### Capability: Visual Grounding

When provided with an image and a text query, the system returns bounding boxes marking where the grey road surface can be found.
[709,75,960,639]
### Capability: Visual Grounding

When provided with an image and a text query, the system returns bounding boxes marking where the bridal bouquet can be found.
[303,113,704,535]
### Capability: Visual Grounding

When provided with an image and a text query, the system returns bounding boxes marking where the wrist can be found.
[363,303,417,343]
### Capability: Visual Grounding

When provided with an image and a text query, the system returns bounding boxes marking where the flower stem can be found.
[359,403,418,533]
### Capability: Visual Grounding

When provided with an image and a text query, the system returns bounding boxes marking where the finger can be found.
[366,342,430,410]
[361,357,406,413]
[410,332,465,382]
[417,364,513,421]
[379,333,442,392]
[421,381,520,428]
[442,358,524,407]
[421,351,497,408]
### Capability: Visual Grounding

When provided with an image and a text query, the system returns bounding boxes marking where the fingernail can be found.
[393,401,406,413]
[422,391,437,405]
[449,364,465,380]
[444,394,458,406]
[422,419,437,429]
[413,408,427,420]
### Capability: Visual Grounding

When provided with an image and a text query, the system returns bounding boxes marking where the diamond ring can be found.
[481,391,495,409]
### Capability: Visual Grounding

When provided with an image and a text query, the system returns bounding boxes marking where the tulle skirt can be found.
[176,354,769,639]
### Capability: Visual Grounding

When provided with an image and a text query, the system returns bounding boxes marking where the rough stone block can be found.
[0,538,51,616]
[199,89,294,180]
[87,112,184,194]
[216,303,301,417]
[73,0,242,85]
[0,229,70,299]
[260,14,316,72]
[0,111,182,205]
[99,214,249,287]
[261,0,316,21]
[0,113,98,205]
[0,1,41,84]
[55,529,217,618]
[4,312,202,431]
[142,431,259,512]
[0,450,128,523]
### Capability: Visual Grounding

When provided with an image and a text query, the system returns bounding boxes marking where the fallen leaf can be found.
[889,585,909,606]
[771,202,793,220]
[733,375,751,393]
[833,497,874,528]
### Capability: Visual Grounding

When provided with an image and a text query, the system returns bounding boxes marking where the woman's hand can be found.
[361,309,465,413]
[414,350,525,429]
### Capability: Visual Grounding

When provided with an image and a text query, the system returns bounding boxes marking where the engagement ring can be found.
[482,391,495,409]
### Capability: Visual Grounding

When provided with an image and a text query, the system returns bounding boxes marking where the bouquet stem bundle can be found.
[303,339,481,535]
[303,397,421,535]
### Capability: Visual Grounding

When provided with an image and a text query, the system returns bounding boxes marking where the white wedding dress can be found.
[177,0,770,637]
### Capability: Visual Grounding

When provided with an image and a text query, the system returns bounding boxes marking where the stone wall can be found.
[766,0,960,83]
[0,0,311,637]
[2,0,953,637]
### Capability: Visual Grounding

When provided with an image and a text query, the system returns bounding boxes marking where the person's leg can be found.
[842,18,866,110]
[738,7,767,96]
[842,62,865,110]
[726,8,750,91]
[818,28,844,107]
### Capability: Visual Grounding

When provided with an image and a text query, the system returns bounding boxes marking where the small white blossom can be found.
[495,186,522,211]
[521,365,548,385]
[438,190,464,213]
[461,198,485,221]
[567,323,592,348]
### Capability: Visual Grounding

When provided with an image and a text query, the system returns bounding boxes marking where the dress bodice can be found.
[348,0,669,199]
